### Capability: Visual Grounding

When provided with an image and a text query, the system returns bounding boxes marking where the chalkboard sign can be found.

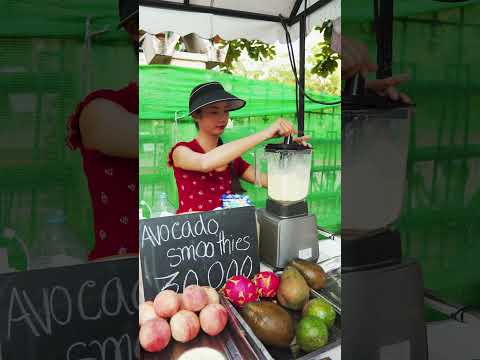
[0,258,139,360]
[140,207,259,300]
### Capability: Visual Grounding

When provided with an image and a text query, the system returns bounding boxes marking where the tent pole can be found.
[375,0,393,79]
[298,5,306,137]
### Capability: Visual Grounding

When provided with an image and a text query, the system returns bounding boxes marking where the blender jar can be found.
[264,143,313,204]
[342,107,412,236]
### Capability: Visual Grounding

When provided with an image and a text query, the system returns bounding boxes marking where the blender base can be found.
[257,208,318,269]
[343,258,428,360]
[266,198,308,218]
[342,229,402,272]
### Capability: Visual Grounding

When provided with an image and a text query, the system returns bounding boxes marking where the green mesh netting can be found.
[342,0,480,22]
[0,30,136,270]
[343,2,480,306]
[140,64,340,119]
[139,65,341,234]
[1,0,124,39]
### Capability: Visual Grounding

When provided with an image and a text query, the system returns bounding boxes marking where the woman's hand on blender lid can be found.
[341,35,376,79]
[293,135,312,148]
[264,119,311,147]
[341,35,412,104]
[366,74,412,104]
[264,118,297,139]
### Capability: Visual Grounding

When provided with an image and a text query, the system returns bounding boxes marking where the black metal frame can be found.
[288,0,334,26]
[139,0,334,133]
[141,0,283,23]
[140,0,331,25]
[374,0,394,79]
[298,8,307,136]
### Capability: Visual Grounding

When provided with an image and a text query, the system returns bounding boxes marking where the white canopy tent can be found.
[139,0,340,44]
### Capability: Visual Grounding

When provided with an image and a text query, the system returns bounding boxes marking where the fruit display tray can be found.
[311,263,341,314]
[141,313,259,360]
[221,278,341,360]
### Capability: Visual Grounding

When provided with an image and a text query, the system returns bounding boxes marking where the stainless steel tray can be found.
[221,278,341,360]
[314,258,341,314]
[141,305,260,360]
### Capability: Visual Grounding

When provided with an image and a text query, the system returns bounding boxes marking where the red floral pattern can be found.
[168,139,250,214]
[66,82,138,260]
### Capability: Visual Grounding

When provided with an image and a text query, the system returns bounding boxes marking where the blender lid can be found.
[265,142,311,152]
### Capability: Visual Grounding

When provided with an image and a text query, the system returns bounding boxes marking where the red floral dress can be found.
[168,139,250,213]
[66,82,138,260]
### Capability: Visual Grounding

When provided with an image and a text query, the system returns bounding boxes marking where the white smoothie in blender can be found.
[267,152,312,203]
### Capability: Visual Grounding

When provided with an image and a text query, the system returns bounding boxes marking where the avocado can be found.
[290,259,327,290]
[277,266,310,311]
[296,316,328,353]
[241,301,295,348]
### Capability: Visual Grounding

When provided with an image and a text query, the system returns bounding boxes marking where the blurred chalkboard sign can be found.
[0,258,138,360]
[140,207,259,300]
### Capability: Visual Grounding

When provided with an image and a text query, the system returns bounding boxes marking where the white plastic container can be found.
[30,209,87,269]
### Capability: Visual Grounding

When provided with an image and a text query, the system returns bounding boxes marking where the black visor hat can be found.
[188,82,246,115]
[118,0,139,28]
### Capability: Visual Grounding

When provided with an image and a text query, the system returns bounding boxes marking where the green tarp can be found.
[0,0,123,39]
[140,64,340,120]
[342,0,480,22]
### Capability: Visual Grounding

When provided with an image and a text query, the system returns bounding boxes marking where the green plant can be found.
[220,39,276,73]
[311,20,340,78]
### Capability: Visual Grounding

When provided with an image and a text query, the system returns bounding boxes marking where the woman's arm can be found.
[172,119,295,173]
[79,98,138,158]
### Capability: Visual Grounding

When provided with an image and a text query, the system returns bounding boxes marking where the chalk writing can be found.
[1,258,138,360]
[140,207,259,299]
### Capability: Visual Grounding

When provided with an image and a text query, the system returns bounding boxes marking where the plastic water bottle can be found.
[0,228,29,272]
[0,248,12,273]
[150,192,175,218]
[30,209,87,270]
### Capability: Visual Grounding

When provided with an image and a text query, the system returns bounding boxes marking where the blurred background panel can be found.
[0,0,137,271]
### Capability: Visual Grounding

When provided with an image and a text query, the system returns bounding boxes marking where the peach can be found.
[153,290,181,318]
[181,285,208,312]
[139,318,171,352]
[202,286,220,305]
[199,304,228,336]
[169,310,200,343]
[139,301,158,326]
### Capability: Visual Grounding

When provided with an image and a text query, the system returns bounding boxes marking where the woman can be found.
[168,81,309,214]
[66,0,138,260]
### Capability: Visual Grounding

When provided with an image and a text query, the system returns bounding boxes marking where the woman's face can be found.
[196,102,230,136]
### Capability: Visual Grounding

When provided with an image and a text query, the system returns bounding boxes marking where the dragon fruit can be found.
[252,271,280,298]
[224,275,259,306]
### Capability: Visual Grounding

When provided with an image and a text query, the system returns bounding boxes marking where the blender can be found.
[342,1,428,359]
[255,137,319,269]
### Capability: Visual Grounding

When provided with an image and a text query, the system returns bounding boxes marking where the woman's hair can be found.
[192,109,201,129]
